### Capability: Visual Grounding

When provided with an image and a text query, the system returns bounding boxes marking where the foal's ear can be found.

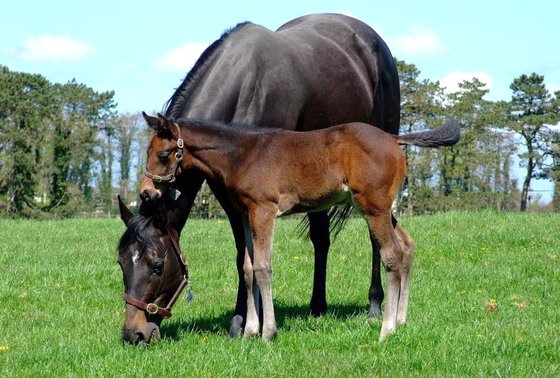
[142,111,171,134]
[117,195,134,226]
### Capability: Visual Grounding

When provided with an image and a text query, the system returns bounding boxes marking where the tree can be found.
[506,73,557,211]
[0,66,55,217]
[445,78,516,210]
[395,59,445,215]
[114,113,146,203]
[48,80,115,215]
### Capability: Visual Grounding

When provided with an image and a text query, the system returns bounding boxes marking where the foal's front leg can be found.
[244,206,278,341]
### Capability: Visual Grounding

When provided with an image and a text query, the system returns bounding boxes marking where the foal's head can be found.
[141,112,185,200]
[117,197,185,345]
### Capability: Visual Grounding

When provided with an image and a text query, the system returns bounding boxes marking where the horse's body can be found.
[128,13,399,342]
[143,114,461,340]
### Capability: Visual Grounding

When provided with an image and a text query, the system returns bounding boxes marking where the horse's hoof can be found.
[229,315,244,338]
[368,303,383,319]
[309,300,327,317]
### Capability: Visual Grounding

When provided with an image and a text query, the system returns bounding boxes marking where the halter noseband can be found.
[144,123,184,184]
[122,228,189,319]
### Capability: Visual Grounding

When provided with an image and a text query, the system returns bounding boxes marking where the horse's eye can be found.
[158,152,170,164]
[153,261,164,276]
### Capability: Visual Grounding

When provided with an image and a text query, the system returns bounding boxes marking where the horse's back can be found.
[274,14,400,134]
[180,14,399,134]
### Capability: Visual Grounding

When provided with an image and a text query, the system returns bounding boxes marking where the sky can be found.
[2,0,559,201]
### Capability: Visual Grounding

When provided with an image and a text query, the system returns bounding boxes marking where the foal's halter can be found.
[122,228,189,318]
[144,124,184,183]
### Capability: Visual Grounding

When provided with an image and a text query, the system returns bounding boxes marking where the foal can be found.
[142,112,460,341]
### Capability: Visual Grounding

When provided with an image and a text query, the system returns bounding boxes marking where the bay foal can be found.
[142,113,460,341]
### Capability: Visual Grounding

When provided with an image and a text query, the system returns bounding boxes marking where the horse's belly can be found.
[276,186,352,217]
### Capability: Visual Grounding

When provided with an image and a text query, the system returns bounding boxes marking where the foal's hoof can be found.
[368,302,383,319]
[228,315,244,338]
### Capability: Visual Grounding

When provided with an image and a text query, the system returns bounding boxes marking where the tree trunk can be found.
[520,156,534,212]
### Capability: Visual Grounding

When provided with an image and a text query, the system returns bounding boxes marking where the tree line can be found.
[0,61,559,219]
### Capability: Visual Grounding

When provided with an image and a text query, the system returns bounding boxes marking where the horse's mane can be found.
[118,199,169,253]
[163,22,252,119]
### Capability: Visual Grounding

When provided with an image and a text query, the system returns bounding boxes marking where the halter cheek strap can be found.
[122,228,189,319]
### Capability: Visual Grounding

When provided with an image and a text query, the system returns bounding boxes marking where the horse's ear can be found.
[118,195,134,225]
[142,111,170,133]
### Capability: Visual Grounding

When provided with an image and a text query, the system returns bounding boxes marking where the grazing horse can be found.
[117,195,193,344]
[142,113,461,340]
[135,13,400,341]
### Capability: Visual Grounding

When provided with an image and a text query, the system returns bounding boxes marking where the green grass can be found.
[0,211,559,377]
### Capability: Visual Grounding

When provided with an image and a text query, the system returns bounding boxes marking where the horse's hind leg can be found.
[368,232,384,318]
[308,211,330,316]
[394,223,414,325]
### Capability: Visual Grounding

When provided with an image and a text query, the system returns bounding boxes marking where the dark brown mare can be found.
[120,13,400,344]
[142,113,460,340]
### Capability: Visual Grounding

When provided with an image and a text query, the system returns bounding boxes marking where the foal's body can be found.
[144,114,460,341]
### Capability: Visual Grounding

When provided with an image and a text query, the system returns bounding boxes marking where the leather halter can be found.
[144,123,184,183]
[122,228,189,319]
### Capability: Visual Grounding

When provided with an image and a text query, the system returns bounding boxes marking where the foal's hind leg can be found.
[365,213,404,341]
[394,223,414,325]
[308,211,330,316]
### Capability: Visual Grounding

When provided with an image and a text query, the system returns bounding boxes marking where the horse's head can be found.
[141,112,185,201]
[117,196,187,345]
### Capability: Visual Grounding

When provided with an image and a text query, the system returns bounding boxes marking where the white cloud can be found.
[13,34,96,62]
[390,29,444,57]
[439,71,493,93]
[153,42,208,72]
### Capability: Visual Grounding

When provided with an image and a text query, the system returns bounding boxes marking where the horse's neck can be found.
[181,124,248,184]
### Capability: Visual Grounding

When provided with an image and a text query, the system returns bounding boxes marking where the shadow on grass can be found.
[160,301,370,341]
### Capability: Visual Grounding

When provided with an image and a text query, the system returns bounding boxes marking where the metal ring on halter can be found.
[146,303,160,315]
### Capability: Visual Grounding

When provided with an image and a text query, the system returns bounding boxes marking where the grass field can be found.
[0,211,559,377]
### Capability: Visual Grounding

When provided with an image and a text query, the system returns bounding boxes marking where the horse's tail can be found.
[396,120,461,148]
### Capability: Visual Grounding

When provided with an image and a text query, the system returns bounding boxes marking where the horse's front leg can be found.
[308,211,330,316]
[206,181,247,337]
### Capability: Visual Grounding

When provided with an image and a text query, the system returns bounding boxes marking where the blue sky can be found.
[2,0,559,201]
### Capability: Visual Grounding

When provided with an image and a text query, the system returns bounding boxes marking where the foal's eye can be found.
[158,152,170,164]
[153,261,164,276]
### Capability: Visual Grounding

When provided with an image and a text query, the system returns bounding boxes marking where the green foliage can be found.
[504,73,560,211]
[0,213,559,376]
[1,62,560,218]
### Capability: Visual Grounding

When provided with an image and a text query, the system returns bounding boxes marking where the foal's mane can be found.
[163,22,252,119]
[172,117,278,135]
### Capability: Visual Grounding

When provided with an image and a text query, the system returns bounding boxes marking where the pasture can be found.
[0,211,558,376]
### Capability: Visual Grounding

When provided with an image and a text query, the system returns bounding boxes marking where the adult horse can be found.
[130,13,399,343]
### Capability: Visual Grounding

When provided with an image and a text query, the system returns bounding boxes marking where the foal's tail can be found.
[396,120,461,147]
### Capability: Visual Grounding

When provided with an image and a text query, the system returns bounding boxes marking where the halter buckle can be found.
[146,303,160,315]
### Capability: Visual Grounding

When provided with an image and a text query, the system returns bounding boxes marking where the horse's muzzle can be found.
[122,323,161,345]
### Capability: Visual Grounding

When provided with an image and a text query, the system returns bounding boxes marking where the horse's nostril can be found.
[122,328,140,344]
[135,332,146,344]
[140,190,151,201]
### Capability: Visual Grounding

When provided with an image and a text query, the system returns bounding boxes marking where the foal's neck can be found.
[179,122,254,182]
